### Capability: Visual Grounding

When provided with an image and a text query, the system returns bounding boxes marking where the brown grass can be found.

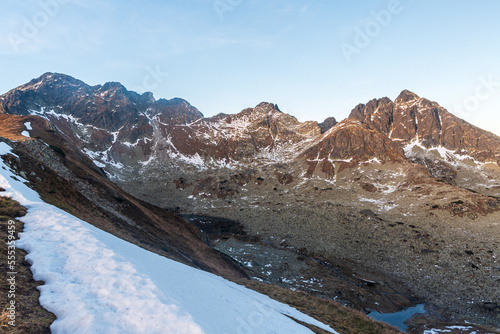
[0,196,27,219]
[0,114,36,142]
[0,308,9,328]
[0,195,55,334]
[236,279,402,334]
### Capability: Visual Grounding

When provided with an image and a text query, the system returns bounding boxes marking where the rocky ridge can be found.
[2,74,499,178]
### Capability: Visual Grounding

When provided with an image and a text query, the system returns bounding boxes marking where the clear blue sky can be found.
[2,0,500,135]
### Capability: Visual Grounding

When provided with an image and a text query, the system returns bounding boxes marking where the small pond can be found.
[368,304,425,332]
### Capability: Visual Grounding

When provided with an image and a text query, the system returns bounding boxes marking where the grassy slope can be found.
[237,280,401,334]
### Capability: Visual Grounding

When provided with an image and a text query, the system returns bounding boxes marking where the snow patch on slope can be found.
[24,122,33,130]
[83,148,123,171]
[358,197,398,212]
[0,142,338,334]
[423,326,477,334]
[403,139,484,166]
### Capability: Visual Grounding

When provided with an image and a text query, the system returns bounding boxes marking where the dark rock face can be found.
[349,97,393,136]
[395,89,420,103]
[1,73,91,116]
[360,183,378,193]
[318,117,337,133]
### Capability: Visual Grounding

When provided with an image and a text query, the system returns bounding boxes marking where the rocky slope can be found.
[0,112,246,280]
[2,73,500,329]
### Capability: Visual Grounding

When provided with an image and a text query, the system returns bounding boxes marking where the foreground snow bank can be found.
[0,142,337,334]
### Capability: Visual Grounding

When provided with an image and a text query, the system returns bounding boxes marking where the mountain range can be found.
[1,73,500,332]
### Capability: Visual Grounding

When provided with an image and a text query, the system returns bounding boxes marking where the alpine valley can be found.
[1,73,500,333]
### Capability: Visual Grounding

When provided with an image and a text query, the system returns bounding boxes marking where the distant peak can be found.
[395,90,420,103]
[99,81,128,92]
[255,102,281,112]
[37,72,79,82]
[39,72,56,79]
[27,72,88,90]
[141,91,155,103]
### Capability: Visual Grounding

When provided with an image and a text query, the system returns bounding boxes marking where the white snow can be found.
[30,108,111,144]
[366,157,381,164]
[0,142,338,334]
[0,142,14,155]
[358,197,398,212]
[423,326,477,334]
[138,153,156,167]
[83,148,124,171]
[21,131,30,137]
[92,159,106,168]
[24,122,33,130]
[403,139,484,166]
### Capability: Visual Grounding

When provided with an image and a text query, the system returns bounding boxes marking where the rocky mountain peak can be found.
[0,74,205,129]
[141,91,156,103]
[395,89,420,104]
[19,72,89,95]
[348,91,500,163]
[227,102,291,128]
[300,117,406,178]
[349,97,393,136]
[350,97,392,119]
[7,72,89,93]
[2,74,499,170]
[251,102,282,116]
[149,98,204,124]
[35,72,86,86]
[97,81,129,94]
[0,72,91,115]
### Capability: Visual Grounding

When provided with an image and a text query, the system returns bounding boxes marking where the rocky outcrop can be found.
[301,119,406,163]
[318,117,337,133]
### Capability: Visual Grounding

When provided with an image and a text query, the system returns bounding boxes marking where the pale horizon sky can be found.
[1,0,500,135]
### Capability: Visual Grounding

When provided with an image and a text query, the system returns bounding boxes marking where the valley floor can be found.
[128,160,500,329]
